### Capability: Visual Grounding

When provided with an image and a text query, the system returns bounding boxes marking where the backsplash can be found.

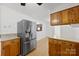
[0,33,17,40]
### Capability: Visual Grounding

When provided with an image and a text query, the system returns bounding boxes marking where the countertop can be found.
[0,37,20,41]
[0,33,20,41]
[48,36,79,43]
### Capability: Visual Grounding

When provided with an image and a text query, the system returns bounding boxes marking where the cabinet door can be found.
[76,43,79,56]
[50,12,62,25]
[10,39,20,56]
[68,6,79,24]
[1,43,10,56]
[68,8,75,23]
[49,39,61,56]
[73,6,79,23]
[10,41,16,56]
[61,41,68,56]
[56,42,61,56]
[50,13,57,25]
[49,44,57,56]
[61,10,69,24]
[1,38,20,56]
[49,39,54,56]
[61,41,76,56]
[15,39,20,55]
[1,41,11,56]
[68,42,76,56]
[57,40,63,56]
[30,40,36,50]
[49,39,57,56]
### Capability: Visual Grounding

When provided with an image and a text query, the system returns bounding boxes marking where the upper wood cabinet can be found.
[68,6,79,24]
[50,5,79,26]
[50,12,62,25]
[61,9,69,24]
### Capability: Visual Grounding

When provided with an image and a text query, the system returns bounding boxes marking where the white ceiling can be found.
[0,3,79,22]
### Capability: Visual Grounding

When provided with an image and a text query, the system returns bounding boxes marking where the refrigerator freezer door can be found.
[30,39,37,50]
[22,41,30,55]
[31,22,36,40]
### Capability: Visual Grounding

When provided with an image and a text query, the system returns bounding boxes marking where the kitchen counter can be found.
[0,33,20,41]
[0,37,20,41]
[48,36,79,43]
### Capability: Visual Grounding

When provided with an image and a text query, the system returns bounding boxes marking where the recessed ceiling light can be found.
[20,3,43,6]
[21,3,26,6]
[37,3,43,6]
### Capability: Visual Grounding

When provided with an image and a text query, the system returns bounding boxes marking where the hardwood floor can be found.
[27,37,49,56]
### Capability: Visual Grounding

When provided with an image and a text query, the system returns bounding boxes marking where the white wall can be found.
[0,6,49,40]
[0,6,1,34]
[42,21,54,37]
[1,4,79,41]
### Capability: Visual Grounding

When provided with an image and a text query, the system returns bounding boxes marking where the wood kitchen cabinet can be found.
[49,39,62,56]
[50,5,79,26]
[68,6,79,24]
[75,43,79,56]
[50,12,62,25]
[49,39,58,56]
[10,39,20,56]
[1,38,20,56]
[1,44,10,56]
[61,9,69,24]
[49,38,79,56]
[61,41,76,56]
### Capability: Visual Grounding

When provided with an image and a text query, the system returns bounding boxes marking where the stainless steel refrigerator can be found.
[17,20,37,56]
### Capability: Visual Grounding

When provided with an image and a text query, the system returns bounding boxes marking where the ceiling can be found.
[0,3,79,22]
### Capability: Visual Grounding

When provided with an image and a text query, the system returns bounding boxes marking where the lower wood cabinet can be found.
[49,38,79,56]
[1,44,10,56]
[1,38,20,56]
